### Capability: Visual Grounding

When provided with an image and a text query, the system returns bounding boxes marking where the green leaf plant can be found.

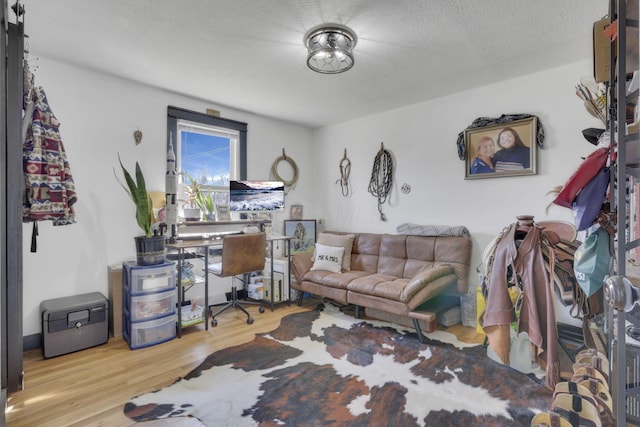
[193,186,215,216]
[115,154,153,237]
[183,173,215,216]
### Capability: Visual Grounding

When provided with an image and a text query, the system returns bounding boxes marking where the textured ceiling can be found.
[21,0,607,128]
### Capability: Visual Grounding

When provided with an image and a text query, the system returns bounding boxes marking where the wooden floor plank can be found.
[6,298,484,427]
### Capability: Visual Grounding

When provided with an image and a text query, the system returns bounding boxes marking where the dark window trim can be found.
[167,106,247,180]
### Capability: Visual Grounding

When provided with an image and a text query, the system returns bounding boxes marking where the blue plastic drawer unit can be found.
[123,261,177,349]
[124,314,177,349]
[40,292,109,358]
[123,260,175,294]
[126,287,177,321]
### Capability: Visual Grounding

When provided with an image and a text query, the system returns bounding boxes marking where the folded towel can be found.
[396,223,470,238]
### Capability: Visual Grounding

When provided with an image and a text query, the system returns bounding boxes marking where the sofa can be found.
[290,231,472,341]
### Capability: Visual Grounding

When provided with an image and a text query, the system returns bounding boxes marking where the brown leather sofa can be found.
[290,232,472,341]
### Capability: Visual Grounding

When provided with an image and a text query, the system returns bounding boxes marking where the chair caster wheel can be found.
[247,317,254,325]
[259,307,265,313]
[211,319,218,327]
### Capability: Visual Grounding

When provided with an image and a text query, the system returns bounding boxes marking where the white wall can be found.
[23,57,601,336]
[22,56,314,336]
[310,60,602,288]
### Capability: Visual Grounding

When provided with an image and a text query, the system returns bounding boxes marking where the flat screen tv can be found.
[229,180,285,212]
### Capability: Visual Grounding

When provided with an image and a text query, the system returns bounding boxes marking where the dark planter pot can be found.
[134,235,166,266]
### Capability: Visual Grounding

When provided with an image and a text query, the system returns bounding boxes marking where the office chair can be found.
[207,232,266,326]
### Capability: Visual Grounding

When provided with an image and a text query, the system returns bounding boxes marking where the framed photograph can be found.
[215,205,231,221]
[290,204,303,220]
[284,219,316,255]
[464,117,537,180]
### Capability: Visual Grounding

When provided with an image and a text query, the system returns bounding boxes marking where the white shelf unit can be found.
[263,257,290,303]
[166,241,214,337]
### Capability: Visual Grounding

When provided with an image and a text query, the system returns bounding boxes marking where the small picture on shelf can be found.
[284,219,316,255]
[290,204,303,220]
[216,205,231,221]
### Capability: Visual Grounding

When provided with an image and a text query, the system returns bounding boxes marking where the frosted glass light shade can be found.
[305,24,357,74]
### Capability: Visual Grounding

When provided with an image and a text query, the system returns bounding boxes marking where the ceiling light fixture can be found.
[304,24,357,74]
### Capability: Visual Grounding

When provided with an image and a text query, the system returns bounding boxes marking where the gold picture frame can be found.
[464,117,537,180]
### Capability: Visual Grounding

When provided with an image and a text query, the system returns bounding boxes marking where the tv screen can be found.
[229,180,285,212]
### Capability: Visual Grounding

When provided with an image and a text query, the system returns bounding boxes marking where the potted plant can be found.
[193,186,215,221]
[181,174,201,221]
[115,155,165,265]
[181,173,215,221]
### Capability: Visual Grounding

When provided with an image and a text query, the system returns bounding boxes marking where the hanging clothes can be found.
[23,85,77,250]
[482,222,560,388]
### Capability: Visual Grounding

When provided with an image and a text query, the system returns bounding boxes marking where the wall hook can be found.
[11,1,25,18]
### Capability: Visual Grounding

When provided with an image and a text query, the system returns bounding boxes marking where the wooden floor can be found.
[5,297,484,427]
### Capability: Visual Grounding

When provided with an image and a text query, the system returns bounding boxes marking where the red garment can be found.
[23,86,76,225]
[483,223,560,388]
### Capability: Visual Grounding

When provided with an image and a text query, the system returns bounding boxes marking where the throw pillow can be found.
[316,233,355,271]
[310,243,345,273]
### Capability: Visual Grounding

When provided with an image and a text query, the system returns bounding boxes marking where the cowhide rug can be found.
[124,303,552,426]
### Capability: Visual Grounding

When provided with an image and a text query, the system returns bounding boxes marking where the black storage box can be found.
[40,292,109,358]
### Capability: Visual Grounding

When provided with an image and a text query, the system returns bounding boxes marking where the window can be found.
[167,106,247,206]
[177,121,235,187]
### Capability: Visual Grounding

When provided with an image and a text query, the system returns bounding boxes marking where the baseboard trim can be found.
[23,333,40,351]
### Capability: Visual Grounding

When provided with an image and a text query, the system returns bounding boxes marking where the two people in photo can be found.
[469,127,530,175]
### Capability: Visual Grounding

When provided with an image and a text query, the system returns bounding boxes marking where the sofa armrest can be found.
[402,265,455,300]
[291,252,314,283]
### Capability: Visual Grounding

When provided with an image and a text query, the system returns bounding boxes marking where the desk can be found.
[175,218,268,241]
[167,234,292,336]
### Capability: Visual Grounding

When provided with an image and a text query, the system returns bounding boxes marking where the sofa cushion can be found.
[316,232,355,271]
[346,273,407,299]
[310,243,345,273]
[291,252,313,284]
[347,265,456,303]
[351,233,382,273]
[377,234,409,277]
[303,270,370,290]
